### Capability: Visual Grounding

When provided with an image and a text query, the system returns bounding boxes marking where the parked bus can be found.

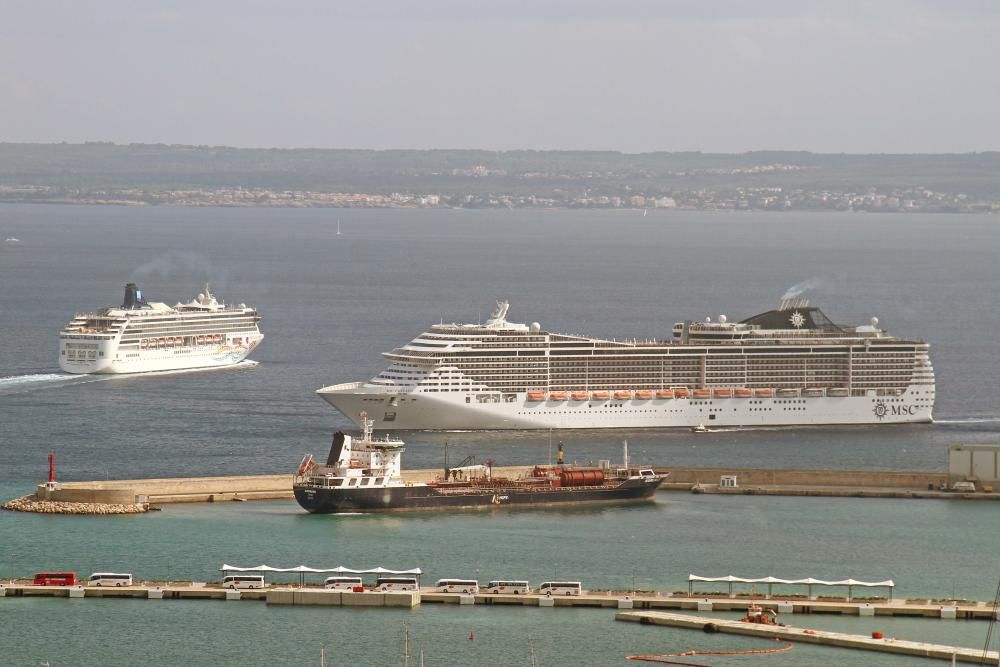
[537,581,583,596]
[484,580,530,594]
[434,579,479,594]
[374,577,419,592]
[221,575,266,589]
[33,572,77,586]
[88,572,133,587]
[324,576,363,590]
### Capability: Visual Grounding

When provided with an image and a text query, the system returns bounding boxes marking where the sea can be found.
[1,204,999,666]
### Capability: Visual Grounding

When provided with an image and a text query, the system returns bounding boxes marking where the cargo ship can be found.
[292,413,666,514]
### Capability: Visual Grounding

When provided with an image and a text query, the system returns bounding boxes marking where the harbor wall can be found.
[661,467,948,489]
[29,465,950,507]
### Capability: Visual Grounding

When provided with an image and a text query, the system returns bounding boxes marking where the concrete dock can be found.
[21,465,996,506]
[3,584,998,620]
[617,610,1000,664]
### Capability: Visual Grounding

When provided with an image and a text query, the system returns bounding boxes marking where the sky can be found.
[2,0,998,153]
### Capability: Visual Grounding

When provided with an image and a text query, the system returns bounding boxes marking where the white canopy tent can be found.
[221,564,423,586]
[688,574,895,600]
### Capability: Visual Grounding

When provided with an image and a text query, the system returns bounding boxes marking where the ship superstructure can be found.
[59,283,263,374]
[317,299,934,430]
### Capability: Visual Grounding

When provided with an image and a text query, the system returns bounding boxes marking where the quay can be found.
[13,465,998,508]
[616,610,1000,664]
[3,584,998,620]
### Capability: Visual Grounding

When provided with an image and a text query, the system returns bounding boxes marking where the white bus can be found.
[435,579,479,594]
[537,581,583,596]
[88,572,133,587]
[222,575,266,590]
[324,576,363,590]
[375,577,419,592]
[484,580,530,595]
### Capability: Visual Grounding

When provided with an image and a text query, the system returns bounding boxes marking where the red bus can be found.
[33,572,77,586]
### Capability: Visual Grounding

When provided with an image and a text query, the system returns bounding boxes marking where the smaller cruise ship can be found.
[59,283,263,374]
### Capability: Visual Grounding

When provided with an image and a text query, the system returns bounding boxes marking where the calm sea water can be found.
[1,205,999,665]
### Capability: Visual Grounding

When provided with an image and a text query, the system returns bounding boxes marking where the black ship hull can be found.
[294,478,661,514]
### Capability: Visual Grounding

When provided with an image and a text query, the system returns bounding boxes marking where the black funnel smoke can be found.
[123,283,138,309]
[327,432,346,465]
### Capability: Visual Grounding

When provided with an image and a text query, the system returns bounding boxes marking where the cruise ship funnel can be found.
[123,283,139,310]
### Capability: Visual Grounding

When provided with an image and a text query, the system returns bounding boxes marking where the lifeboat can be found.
[803,388,825,397]
[549,391,568,401]
[656,390,674,399]
[713,389,733,399]
[754,389,774,398]
[776,388,799,397]
[692,389,710,399]
[571,392,589,401]
[827,388,849,397]
[635,390,654,399]
[216,334,225,343]
[526,391,547,401]
[196,335,205,345]
[734,389,753,398]
[157,338,166,347]
[174,337,183,345]
[674,388,690,398]
[591,391,610,400]
[614,390,632,400]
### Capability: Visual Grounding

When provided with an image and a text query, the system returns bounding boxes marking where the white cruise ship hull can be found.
[59,336,262,374]
[318,383,934,431]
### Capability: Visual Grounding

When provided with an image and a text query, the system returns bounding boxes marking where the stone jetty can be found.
[2,495,148,515]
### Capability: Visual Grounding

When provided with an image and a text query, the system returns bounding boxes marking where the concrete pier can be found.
[5,464,999,515]
[617,610,1000,664]
[2,585,999,621]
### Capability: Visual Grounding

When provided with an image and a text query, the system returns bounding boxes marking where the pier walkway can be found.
[3,584,998,620]
[617,610,1000,664]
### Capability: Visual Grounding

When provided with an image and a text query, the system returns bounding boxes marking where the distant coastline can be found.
[2,142,998,213]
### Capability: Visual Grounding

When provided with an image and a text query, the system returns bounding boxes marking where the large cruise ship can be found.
[317,299,935,431]
[59,283,263,374]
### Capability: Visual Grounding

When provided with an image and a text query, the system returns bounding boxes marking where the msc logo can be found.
[873,401,917,420]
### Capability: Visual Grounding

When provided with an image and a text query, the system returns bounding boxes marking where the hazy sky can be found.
[2,0,998,152]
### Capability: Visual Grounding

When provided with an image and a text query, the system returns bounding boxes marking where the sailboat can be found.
[336,219,342,235]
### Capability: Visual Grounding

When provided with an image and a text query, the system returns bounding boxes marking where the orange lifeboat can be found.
[754,389,774,398]
[692,389,710,399]
[714,389,733,398]
[549,391,568,401]
[196,335,205,345]
[635,390,653,399]
[157,338,166,347]
[526,391,547,401]
[216,334,225,343]
[674,388,690,398]
[735,389,753,398]
[591,391,610,400]
[656,390,674,399]
[571,392,589,401]
[614,390,632,400]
